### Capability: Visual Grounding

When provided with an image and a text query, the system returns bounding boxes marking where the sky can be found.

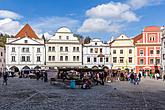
[0,0,165,41]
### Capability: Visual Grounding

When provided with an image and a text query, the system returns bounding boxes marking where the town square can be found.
[0,0,165,110]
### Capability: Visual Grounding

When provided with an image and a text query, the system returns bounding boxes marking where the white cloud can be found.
[0,10,22,19]
[78,2,139,33]
[128,0,164,9]
[78,18,123,33]
[38,32,52,39]
[30,17,80,34]
[86,2,130,19]
[0,18,22,35]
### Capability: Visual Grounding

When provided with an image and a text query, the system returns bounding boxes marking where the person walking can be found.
[138,72,142,82]
[2,71,8,85]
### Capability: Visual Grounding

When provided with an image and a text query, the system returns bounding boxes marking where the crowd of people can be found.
[60,71,108,89]
[1,69,165,87]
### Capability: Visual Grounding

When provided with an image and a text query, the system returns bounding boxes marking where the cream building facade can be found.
[46,27,82,67]
[109,34,135,70]
[83,39,111,68]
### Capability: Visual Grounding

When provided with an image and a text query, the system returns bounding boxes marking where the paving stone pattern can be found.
[0,78,165,110]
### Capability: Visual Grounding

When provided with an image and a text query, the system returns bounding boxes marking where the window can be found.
[77,47,79,52]
[120,57,124,63]
[60,56,63,61]
[150,59,154,64]
[77,56,79,61]
[60,47,63,52]
[87,57,90,62]
[113,57,117,63]
[153,37,155,41]
[22,48,25,52]
[94,57,97,62]
[140,50,143,55]
[37,56,41,62]
[129,57,132,63]
[21,56,26,62]
[150,50,154,55]
[100,58,103,62]
[27,56,30,62]
[48,47,51,51]
[52,47,55,51]
[95,42,97,45]
[52,56,55,61]
[11,56,15,62]
[129,49,132,54]
[100,48,103,53]
[37,48,40,53]
[95,48,98,53]
[26,48,29,52]
[65,56,68,61]
[59,36,61,39]
[49,56,51,61]
[90,48,93,53]
[156,59,160,64]
[12,47,15,52]
[66,36,69,40]
[156,50,160,54]
[140,59,144,65]
[120,50,123,54]
[163,54,165,60]
[73,47,76,52]
[1,52,2,56]
[65,47,68,52]
[24,40,28,43]
[113,50,116,54]
[73,56,76,61]
[106,57,109,62]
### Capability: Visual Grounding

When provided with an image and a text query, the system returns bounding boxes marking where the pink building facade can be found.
[134,26,161,74]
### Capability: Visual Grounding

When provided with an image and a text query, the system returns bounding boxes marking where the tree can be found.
[84,36,91,44]
[73,34,84,41]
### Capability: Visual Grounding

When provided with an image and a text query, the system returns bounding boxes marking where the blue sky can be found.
[0,0,165,41]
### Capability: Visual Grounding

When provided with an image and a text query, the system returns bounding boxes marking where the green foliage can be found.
[0,33,11,47]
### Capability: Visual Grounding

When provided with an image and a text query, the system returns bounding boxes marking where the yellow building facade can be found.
[109,34,135,71]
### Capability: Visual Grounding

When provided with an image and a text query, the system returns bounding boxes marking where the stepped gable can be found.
[16,24,39,39]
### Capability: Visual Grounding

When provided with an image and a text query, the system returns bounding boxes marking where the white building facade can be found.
[5,24,45,72]
[0,47,5,72]
[83,39,111,68]
[46,27,82,67]
[109,34,135,70]
[161,28,165,74]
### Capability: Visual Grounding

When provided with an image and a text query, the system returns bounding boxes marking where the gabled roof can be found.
[133,34,142,44]
[16,24,39,39]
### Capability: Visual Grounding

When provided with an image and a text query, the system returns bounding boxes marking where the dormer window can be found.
[66,36,69,40]
[59,36,61,39]
[95,42,97,45]
[24,40,28,43]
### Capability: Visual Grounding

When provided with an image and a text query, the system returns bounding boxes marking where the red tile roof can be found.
[144,26,160,32]
[133,34,142,44]
[16,24,39,39]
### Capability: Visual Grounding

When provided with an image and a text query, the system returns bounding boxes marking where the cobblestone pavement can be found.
[0,77,165,110]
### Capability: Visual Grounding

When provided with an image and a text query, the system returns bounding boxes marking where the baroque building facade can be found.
[83,39,111,68]
[46,27,82,68]
[133,26,162,74]
[109,34,135,70]
[5,24,45,72]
